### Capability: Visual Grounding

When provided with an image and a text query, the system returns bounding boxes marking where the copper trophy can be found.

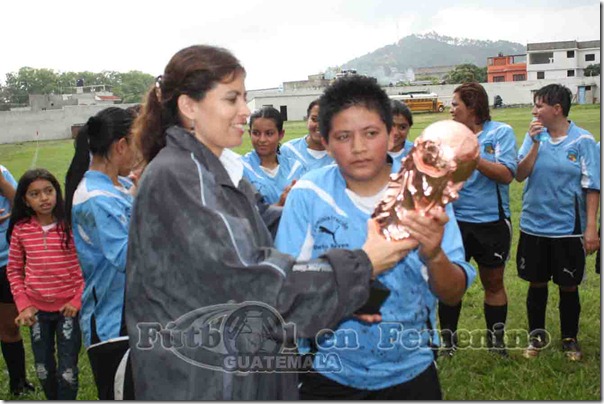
[372,120,480,241]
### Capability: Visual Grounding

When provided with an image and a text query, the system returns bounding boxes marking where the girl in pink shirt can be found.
[7,169,83,400]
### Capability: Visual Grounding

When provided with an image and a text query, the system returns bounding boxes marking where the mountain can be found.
[334,32,526,84]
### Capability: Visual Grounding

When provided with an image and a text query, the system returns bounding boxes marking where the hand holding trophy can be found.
[372,120,480,241]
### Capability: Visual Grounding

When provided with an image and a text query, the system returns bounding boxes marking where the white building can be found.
[527,40,600,81]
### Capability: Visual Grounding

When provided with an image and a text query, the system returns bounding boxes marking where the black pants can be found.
[299,363,441,400]
[87,338,134,400]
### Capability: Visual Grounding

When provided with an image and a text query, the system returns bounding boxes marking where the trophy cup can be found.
[372,120,480,241]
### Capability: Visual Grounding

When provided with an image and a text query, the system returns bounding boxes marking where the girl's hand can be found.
[353,313,382,323]
[276,180,297,207]
[399,207,448,264]
[363,219,419,277]
[15,306,38,327]
[60,303,79,318]
[0,208,9,224]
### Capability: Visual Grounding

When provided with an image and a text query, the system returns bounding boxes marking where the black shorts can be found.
[458,218,512,268]
[299,362,441,400]
[0,265,15,304]
[516,232,585,286]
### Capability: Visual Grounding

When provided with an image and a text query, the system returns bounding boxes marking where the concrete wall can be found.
[0,103,137,144]
[249,76,600,120]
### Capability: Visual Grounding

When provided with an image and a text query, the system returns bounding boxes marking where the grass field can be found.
[0,104,600,400]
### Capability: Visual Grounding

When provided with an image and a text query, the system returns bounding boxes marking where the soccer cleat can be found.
[487,327,509,358]
[10,378,35,396]
[561,338,583,361]
[523,336,546,359]
[438,339,457,358]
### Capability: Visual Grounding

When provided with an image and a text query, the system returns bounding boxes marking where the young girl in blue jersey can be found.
[279,100,335,171]
[241,107,305,205]
[64,107,137,399]
[275,76,476,400]
[516,84,600,361]
[387,100,414,166]
[439,82,518,358]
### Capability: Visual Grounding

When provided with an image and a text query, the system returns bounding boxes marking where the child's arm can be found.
[6,225,34,314]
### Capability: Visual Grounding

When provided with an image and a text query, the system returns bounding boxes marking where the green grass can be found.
[0,105,600,400]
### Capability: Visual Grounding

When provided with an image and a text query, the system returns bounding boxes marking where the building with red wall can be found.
[487,53,527,83]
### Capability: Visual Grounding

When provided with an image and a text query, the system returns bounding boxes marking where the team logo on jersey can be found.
[483,141,495,155]
[566,148,578,162]
[314,216,350,249]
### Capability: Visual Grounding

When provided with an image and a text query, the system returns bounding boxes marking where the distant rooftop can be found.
[527,40,600,51]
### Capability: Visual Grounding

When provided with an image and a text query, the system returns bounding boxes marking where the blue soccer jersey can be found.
[280,136,335,172]
[72,170,133,347]
[453,121,518,223]
[241,150,306,205]
[275,165,475,390]
[0,166,18,267]
[387,140,414,169]
[518,121,600,237]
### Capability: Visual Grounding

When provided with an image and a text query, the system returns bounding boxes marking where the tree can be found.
[112,71,155,104]
[444,64,487,84]
[584,64,600,77]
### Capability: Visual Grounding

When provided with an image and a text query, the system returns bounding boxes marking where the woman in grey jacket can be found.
[125,45,416,400]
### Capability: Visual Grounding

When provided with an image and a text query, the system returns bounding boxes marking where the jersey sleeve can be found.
[517,132,534,161]
[495,125,518,176]
[274,185,313,260]
[579,135,601,191]
[90,196,130,272]
[442,204,476,290]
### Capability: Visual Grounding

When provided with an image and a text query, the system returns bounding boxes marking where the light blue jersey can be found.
[387,140,414,170]
[275,165,475,390]
[72,171,133,347]
[518,121,600,237]
[280,136,335,172]
[453,121,518,223]
[0,166,18,267]
[241,150,305,204]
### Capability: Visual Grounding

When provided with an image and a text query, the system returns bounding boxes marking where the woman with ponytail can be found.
[64,106,136,399]
[125,45,415,400]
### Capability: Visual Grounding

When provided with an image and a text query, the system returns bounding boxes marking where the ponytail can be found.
[65,124,91,227]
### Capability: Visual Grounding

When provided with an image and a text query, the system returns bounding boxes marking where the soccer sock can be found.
[484,303,508,345]
[1,340,27,388]
[438,300,462,346]
[559,289,581,340]
[526,285,548,339]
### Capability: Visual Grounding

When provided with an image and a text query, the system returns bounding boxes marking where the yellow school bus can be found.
[390,93,445,113]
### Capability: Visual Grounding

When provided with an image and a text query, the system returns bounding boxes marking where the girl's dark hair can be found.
[390,99,414,127]
[64,107,135,227]
[454,82,491,124]
[132,45,246,164]
[306,99,320,118]
[319,76,392,141]
[249,106,284,132]
[7,169,70,249]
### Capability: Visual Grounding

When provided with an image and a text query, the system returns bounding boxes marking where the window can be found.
[530,52,554,65]
[585,54,595,62]
[567,50,575,58]
[585,86,592,91]
[567,70,575,77]
[513,74,526,81]
[493,76,505,82]
[537,71,545,79]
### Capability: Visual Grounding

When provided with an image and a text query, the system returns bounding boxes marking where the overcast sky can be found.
[1,0,600,90]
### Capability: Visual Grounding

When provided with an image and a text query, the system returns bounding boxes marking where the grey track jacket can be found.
[125,126,373,400]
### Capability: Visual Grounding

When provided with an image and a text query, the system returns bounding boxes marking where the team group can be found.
[0,44,599,400]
